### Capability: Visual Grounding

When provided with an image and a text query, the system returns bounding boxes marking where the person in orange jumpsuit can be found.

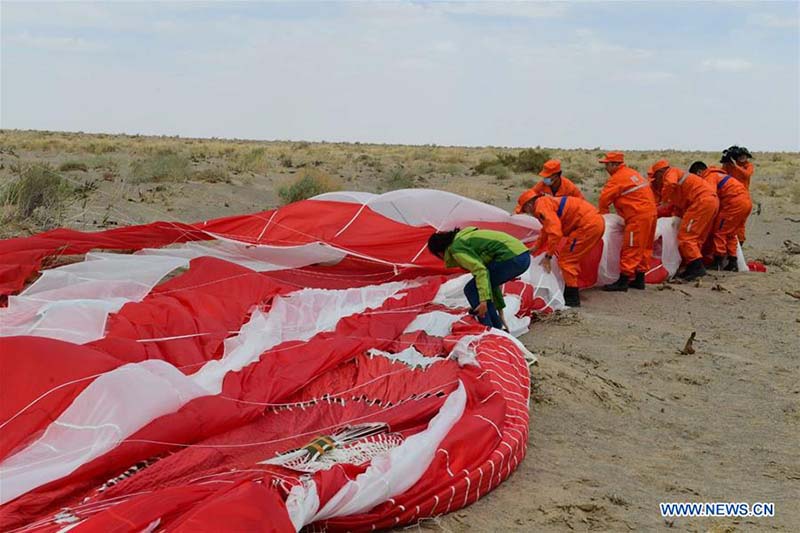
[517,190,605,307]
[597,151,657,291]
[648,166,678,218]
[721,146,754,244]
[689,161,752,272]
[648,159,719,281]
[514,159,584,214]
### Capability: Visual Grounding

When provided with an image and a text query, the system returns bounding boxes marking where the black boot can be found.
[681,258,707,281]
[710,255,725,271]
[564,286,580,307]
[603,275,629,292]
[723,255,738,272]
[628,271,646,290]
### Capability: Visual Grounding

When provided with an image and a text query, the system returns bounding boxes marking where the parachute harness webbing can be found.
[271,434,405,473]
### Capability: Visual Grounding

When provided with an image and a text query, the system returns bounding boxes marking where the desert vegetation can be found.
[1,129,797,239]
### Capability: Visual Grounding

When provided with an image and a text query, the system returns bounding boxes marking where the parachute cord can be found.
[333,202,369,239]
[255,210,279,242]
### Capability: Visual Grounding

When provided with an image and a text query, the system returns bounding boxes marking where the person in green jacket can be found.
[427,227,531,330]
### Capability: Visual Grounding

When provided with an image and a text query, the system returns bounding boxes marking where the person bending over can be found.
[517,191,604,307]
[648,159,719,281]
[428,227,530,330]
[689,161,752,272]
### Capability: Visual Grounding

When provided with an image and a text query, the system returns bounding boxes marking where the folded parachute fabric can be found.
[0,189,732,531]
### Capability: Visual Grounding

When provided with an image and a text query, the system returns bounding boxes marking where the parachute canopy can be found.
[0,190,706,531]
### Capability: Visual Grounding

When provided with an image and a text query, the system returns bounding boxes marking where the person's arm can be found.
[492,285,506,311]
[536,203,563,255]
[597,177,622,215]
[450,247,493,306]
[739,161,754,188]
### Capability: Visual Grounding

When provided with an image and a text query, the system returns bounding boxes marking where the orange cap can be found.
[598,151,624,163]
[648,159,669,175]
[538,159,561,178]
[515,189,538,214]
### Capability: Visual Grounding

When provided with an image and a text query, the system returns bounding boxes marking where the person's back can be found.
[598,164,657,220]
[691,162,752,271]
[446,228,528,267]
[533,195,600,237]
[662,167,717,214]
[703,166,748,203]
[518,193,604,307]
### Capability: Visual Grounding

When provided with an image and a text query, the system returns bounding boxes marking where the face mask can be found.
[543,178,553,186]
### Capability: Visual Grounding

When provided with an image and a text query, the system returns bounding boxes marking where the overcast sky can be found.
[1,1,798,151]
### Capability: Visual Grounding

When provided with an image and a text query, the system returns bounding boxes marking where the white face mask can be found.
[543,177,553,186]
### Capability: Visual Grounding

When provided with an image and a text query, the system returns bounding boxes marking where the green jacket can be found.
[444,227,528,309]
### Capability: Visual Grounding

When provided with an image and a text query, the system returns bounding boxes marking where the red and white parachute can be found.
[0,190,734,531]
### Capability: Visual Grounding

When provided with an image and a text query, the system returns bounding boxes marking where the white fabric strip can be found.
[620,181,650,196]
[0,241,348,344]
[0,282,409,504]
[309,381,467,523]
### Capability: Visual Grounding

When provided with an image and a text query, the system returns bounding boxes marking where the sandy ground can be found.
[427,209,800,532]
[1,133,798,531]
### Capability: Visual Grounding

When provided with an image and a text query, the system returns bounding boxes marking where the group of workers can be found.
[427,147,754,328]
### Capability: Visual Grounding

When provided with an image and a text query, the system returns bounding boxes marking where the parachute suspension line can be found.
[333,202,370,239]
[263,218,419,270]
[3,380,459,475]
[117,379,459,450]
[219,368,410,407]
[435,199,464,231]
[410,242,429,264]
[256,210,279,242]
[259,423,402,473]
[0,361,207,433]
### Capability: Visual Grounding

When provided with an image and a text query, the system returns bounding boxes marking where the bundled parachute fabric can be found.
[0,190,691,531]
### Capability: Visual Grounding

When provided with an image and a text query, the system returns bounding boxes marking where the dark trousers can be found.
[464,252,531,329]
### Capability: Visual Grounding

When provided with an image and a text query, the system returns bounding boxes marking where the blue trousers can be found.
[464,252,531,329]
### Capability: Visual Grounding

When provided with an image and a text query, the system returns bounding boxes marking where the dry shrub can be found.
[788,180,800,203]
[514,148,551,172]
[132,150,191,183]
[89,155,119,171]
[1,165,73,229]
[278,169,341,205]
[230,147,270,173]
[439,162,464,176]
[383,166,417,189]
[58,160,89,172]
[191,166,231,183]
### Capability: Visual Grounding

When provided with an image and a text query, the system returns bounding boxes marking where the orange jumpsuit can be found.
[661,167,719,263]
[598,165,658,277]
[532,196,605,287]
[515,177,584,214]
[532,176,584,199]
[650,176,678,217]
[723,161,754,190]
[722,161,754,243]
[702,167,752,257]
